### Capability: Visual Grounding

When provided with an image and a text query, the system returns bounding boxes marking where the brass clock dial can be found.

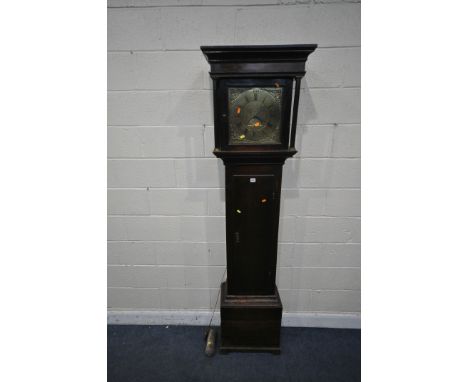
[228,87,282,145]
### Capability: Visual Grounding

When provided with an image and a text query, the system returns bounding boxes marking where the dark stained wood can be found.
[225,163,283,295]
[202,45,316,155]
[201,45,316,353]
[289,76,302,149]
[201,44,317,77]
[220,282,282,354]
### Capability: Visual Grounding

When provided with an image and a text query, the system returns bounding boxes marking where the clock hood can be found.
[201,44,317,77]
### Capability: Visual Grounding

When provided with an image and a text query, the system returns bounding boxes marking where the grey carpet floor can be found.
[108,325,360,382]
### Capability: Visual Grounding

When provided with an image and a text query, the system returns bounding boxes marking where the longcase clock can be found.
[201,45,316,354]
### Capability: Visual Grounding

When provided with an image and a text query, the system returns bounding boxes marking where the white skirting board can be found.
[107,310,360,329]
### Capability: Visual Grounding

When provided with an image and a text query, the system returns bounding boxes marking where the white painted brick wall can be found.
[108,0,360,318]
[107,126,205,158]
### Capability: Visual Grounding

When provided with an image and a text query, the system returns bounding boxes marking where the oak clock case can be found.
[201,45,316,354]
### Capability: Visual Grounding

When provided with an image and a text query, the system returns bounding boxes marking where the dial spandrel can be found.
[228,87,282,145]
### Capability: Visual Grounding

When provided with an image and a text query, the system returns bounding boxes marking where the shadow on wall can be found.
[281,77,316,191]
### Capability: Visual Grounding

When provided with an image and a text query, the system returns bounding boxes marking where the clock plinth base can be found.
[219,281,282,354]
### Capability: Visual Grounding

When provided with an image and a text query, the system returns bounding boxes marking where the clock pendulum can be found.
[201,45,316,354]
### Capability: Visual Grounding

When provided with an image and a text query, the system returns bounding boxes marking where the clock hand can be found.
[248,121,262,128]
